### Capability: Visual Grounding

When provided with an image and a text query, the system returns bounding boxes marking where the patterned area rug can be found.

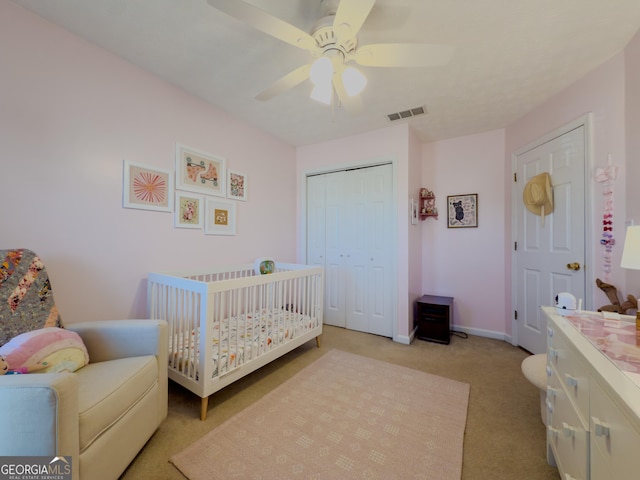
[170,349,470,480]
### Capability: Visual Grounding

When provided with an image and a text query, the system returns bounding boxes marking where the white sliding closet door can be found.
[306,164,393,337]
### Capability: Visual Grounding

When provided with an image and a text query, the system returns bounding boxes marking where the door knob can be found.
[566,262,581,271]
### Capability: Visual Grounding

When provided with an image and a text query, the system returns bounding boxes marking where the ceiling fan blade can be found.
[332,68,363,115]
[207,0,318,52]
[351,43,455,68]
[255,64,311,101]
[333,0,376,41]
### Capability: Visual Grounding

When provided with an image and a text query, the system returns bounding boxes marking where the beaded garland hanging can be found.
[595,154,619,282]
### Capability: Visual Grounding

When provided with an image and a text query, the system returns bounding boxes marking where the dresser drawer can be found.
[590,376,640,479]
[589,444,614,480]
[547,324,589,425]
[547,368,589,480]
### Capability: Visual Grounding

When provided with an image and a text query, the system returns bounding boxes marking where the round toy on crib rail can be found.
[254,257,275,275]
[555,292,577,316]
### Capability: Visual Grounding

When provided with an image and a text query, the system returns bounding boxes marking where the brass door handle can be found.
[566,262,581,271]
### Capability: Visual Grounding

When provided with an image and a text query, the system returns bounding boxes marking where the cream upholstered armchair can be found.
[0,249,167,480]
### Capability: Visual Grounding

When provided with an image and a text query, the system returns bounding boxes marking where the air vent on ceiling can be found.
[386,106,426,122]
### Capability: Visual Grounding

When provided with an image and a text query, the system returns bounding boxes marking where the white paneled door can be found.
[514,123,587,354]
[307,164,394,337]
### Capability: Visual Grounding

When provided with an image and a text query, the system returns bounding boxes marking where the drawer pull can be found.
[546,365,552,377]
[546,399,553,413]
[562,422,576,437]
[548,426,559,440]
[548,348,559,361]
[593,418,610,438]
[548,327,554,338]
[547,387,557,399]
[565,374,578,388]
[564,474,577,480]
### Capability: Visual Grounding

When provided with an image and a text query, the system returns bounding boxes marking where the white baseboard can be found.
[394,329,414,345]
[452,325,512,343]
[394,326,512,344]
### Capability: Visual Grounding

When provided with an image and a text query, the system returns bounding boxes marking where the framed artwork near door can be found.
[447,193,478,228]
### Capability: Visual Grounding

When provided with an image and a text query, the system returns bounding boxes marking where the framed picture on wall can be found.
[227,170,247,201]
[122,160,173,212]
[174,192,204,229]
[175,143,226,197]
[204,198,236,235]
[447,193,478,228]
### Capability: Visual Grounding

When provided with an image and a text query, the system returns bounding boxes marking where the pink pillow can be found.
[0,327,88,374]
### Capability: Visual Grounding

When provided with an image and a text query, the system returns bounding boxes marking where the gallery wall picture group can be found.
[447,193,478,228]
[123,143,247,235]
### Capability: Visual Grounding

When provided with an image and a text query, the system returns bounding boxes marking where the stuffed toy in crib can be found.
[0,327,88,375]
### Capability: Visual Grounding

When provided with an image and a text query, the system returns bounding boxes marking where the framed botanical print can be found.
[204,198,236,235]
[174,192,204,229]
[175,143,226,197]
[227,170,247,201]
[122,160,173,212]
[447,193,478,228]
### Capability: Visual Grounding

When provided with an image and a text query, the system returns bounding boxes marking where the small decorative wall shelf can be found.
[419,188,438,220]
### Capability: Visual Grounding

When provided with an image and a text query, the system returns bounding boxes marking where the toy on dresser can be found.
[595,278,638,314]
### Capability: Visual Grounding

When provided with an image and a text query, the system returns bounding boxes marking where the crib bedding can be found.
[170,308,315,380]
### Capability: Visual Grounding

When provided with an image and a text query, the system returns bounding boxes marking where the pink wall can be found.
[505,52,628,325]
[0,3,297,323]
[296,124,417,341]
[625,30,640,288]
[408,128,424,329]
[421,129,507,338]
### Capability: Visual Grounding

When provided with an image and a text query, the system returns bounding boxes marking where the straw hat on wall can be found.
[523,172,554,217]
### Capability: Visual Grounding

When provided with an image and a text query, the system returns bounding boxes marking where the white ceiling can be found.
[11,0,640,147]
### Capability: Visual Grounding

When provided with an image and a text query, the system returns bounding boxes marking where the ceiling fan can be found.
[207,0,454,111]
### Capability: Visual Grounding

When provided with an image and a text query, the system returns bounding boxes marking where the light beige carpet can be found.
[170,349,470,480]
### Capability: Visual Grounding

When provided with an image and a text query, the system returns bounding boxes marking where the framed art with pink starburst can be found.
[175,143,226,197]
[123,160,173,212]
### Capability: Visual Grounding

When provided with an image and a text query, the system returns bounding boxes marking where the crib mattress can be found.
[169,308,316,380]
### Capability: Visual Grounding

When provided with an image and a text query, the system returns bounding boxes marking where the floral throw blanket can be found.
[0,249,63,347]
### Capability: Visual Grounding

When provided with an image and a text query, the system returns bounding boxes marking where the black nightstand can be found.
[416,295,453,344]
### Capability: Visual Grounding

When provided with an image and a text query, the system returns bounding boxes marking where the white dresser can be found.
[542,306,640,480]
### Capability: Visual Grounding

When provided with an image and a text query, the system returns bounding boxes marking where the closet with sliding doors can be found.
[306,163,394,337]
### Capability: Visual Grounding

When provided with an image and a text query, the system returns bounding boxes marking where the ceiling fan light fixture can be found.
[310,57,334,86]
[342,66,367,97]
[310,83,333,105]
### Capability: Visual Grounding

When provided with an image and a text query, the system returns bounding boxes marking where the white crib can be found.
[147,263,323,420]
